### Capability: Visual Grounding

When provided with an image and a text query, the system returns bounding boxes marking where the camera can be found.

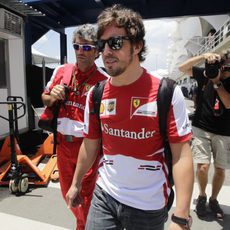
[205,60,222,79]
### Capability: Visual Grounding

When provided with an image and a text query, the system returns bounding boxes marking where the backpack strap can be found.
[91,80,107,119]
[62,63,75,86]
[53,63,74,154]
[157,77,176,211]
[157,77,176,139]
[157,77,176,173]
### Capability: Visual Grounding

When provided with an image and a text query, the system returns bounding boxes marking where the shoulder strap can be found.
[91,80,107,119]
[52,64,74,152]
[62,63,75,86]
[157,77,176,211]
[157,77,176,139]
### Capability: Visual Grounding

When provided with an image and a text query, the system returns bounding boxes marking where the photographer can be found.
[179,50,230,220]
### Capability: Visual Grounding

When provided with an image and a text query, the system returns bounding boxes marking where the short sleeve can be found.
[83,86,102,139]
[167,85,192,143]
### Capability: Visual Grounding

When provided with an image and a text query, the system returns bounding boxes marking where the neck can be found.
[77,63,94,73]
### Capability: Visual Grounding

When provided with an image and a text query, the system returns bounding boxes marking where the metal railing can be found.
[173,17,230,80]
[196,18,230,55]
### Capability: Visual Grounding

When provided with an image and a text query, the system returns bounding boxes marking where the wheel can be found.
[9,179,19,194]
[18,176,29,194]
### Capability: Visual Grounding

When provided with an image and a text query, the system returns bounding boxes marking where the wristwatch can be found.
[171,213,192,229]
[213,81,223,89]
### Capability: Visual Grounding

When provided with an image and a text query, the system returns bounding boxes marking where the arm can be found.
[66,137,101,208]
[210,74,230,109]
[178,53,221,76]
[41,66,66,107]
[214,84,230,109]
[168,141,194,230]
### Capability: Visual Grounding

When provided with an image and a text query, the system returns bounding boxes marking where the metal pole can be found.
[42,57,46,90]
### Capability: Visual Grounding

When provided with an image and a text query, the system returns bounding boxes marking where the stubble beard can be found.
[105,47,134,77]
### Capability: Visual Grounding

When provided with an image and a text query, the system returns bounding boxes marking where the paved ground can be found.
[0,164,229,230]
[0,99,229,230]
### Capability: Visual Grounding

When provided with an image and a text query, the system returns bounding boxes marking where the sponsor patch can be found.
[130,97,157,118]
[100,99,116,116]
[102,123,156,139]
[103,159,114,165]
[138,164,161,171]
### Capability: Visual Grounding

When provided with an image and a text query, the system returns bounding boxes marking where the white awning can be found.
[32,47,60,65]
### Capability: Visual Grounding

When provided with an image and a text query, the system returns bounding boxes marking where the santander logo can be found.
[102,123,156,140]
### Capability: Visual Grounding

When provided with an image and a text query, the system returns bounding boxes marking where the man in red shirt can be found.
[41,24,108,230]
[66,5,194,230]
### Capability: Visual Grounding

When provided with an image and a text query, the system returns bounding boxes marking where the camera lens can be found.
[205,61,220,79]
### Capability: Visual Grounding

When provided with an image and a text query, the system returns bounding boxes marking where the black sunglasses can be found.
[97,36,130,52]
[73,43,96,51]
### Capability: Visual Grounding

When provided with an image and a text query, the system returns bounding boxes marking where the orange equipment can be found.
[0,98,57,194]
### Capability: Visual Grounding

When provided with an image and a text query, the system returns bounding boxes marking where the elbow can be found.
[178,66,192,76]
[41,93,46,104]
[178,65,187,74]
[178,65,183,72]
[225,103,230,109]
[223,96,230,109]
[41,92,45,99]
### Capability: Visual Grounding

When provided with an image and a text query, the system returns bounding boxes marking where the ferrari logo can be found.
[133,99,140,108]
[84,84,91,92]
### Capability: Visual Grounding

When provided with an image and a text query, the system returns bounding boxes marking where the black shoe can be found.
[196,195,207,217]
[209,198,224,219]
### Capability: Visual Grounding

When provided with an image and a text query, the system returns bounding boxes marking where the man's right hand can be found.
[66,184,83,208]
[50,84,66,101]
[203,52,221,63]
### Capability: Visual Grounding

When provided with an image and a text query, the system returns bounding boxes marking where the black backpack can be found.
[91,77,176,211]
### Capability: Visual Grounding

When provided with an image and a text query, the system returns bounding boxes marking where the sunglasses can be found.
[97,36,130,52]
[73,43,96,51]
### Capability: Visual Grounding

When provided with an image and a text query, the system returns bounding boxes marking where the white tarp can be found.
[32,47,60,65]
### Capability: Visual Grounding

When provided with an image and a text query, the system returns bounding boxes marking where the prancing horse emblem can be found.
[133,99,140,108]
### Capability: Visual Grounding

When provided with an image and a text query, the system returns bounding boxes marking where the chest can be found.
[100,88,159,130]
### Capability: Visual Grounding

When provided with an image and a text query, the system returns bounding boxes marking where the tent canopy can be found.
[32,47,60,65]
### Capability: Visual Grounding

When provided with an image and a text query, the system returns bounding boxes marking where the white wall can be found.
[0,36,28,139]
[202,15,229,31]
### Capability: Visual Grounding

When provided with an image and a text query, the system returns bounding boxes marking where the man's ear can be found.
[134,41,143,55]
[94,50,100,60]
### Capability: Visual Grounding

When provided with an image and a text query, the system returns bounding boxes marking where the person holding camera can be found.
[41,24,108,230]
[179,50,230,219]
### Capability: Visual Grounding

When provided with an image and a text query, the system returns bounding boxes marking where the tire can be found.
[9,179,19,194]
[18,175,29,194]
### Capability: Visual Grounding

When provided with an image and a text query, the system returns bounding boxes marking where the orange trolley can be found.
[0,98,57,194]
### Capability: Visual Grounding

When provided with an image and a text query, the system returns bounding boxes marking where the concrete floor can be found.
[0,99,229,230]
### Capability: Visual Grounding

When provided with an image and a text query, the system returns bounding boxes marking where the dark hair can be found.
[207,29,216,36]
[97,4,147,62]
